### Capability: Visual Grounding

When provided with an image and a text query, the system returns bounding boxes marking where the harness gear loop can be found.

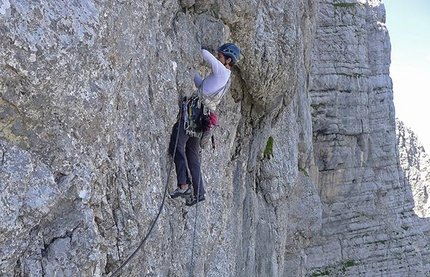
[183,95,203,138]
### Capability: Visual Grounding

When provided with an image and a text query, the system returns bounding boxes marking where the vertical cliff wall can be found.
[307,1,430,276]
[397,119,430,218]
[1,0,430,276]
[1,0,319,276]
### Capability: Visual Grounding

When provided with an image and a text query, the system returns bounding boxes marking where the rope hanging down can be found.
[109,104,204,277]
[109,111,182,277]
[188,149,203,277]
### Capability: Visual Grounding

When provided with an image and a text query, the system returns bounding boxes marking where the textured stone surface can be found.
[306,1,430,276]
[1,0,430,276]
[397,120,430,218]
[1,0,318,276]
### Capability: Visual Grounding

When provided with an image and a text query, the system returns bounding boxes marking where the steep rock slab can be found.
[1,0,319,276]
[307,1,430,276]
[396,119,430,218]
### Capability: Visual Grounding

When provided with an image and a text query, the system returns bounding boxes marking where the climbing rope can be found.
[109,101,205,277]
[188,149,203,277]
[109,110,182,277]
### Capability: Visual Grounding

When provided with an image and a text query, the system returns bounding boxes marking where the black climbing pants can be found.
[169,120,205,197]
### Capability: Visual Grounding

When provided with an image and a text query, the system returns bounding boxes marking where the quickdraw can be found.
[183,96,203,138]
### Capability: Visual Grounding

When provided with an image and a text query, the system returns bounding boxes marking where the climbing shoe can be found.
[185,194,205,206]
[170,187,192,198]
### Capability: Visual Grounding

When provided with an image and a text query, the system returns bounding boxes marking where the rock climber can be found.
[169,43,241,206]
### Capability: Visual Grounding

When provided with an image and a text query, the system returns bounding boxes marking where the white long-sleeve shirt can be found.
[194,49,231,111]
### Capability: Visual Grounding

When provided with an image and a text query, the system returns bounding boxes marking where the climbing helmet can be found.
[218,43,240,65]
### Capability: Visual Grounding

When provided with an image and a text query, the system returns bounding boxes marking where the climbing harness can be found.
[186,77,229,149]
[197,78,231,114]
[108,106,183,277]
[183,96,203,138]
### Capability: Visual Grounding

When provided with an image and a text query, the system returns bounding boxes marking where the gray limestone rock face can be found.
[397,120,430,218]
[306,1,430,276]
[1,0,430,276]
[1,0,319,276]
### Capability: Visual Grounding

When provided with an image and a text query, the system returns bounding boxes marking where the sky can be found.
[383,0,430,152]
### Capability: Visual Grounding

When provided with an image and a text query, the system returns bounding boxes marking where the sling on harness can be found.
[198,77,231,148]
[198,78,231,114]
[182,77,231,146]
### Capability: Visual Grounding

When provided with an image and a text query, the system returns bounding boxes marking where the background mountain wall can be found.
[397,119,430,219]
[306,1,430,276]
[1,0,429,276]
[1,0,319,276]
